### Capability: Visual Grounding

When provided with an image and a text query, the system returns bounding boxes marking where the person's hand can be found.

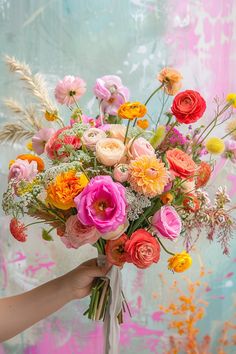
[61,258,111,300]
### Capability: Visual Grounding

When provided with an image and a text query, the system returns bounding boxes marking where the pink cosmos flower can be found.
[151,206,182,241]
[55,75,86,105]
[9,159,38,183]
[60,215,99,249]
[74,175,127,233]
[93,75,129,115]
[32,128,55,155]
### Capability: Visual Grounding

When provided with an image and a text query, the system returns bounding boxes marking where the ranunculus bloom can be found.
[47,171,88,210]
[127,137,155,160]
[93,75,129,116]
[45,127,81,161]
[10,218,27,242]
[101,219,129,240]
[166,148,197,180]
[118,102,147,120]
[105,234,128,266]
[108,124,127,141]
[183,193,200,212]
[195,161,211,188]
[151,206,182,241]
[171,90,206,124]
[32,128,55,155]
[168,251,192,273]
[124,229,160,269]
[55,75,86,105]
[9,159,38,183]
[74,175,127,233]
[82,128,106,151]
[60,215,99,249]
[137,119,149,130]
[96,138,125,166]
[158,67,183,96]
[113,164,129,183]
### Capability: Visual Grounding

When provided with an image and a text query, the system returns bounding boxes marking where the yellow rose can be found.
[118,102,147,120]
[168,251,192,273]
[96,138,125,167]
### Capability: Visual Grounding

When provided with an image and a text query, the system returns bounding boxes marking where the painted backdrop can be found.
[0,1,236,353]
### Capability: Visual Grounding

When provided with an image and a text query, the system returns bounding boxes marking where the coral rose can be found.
[171,90,206,124]
[60,215,99,249]
[96,138,125,166]
[118,102,147,120]
[151,206,182,241]
[127,137,155,160]
[105,234,128,266]
[166,148,197,180]
[46,170,88,210]
[124,229,160,269]
[74,175,127,233]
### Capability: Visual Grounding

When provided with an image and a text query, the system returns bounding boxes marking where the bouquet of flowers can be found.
[1,57,236,349]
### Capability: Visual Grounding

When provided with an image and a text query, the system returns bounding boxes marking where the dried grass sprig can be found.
[4,55,57,114]
[0,123,34,144]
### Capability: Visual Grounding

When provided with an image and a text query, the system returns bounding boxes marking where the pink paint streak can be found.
[8,251,26,263]
[152,311,164,322]
[225,272,234,278]
[24,261,55,277]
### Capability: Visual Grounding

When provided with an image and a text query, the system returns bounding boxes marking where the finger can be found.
[84,262,112,278]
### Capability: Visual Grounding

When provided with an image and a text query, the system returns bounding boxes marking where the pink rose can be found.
[82,128,106,151]
[32,128,55,155]
[61,215,99,249]
[74,175,127,233]
[113,164,129,183]
[151,206,182,241]
[128,137,155,159]
[9,159,38,183]
[96,138,125,166]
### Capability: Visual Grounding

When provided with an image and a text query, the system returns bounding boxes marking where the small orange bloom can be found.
[26,141,33,151]
[161,192,174,204]
[196,161,211,188]
[168,251,192,273]
[45,110,58,121]
[183,193,200,212]
[137,119,149,129]
[46,170,88,210]
[17,154,45,172]
[105,234,128,266]
[118,102,147,120]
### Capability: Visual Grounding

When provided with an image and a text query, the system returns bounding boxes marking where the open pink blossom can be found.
[32,128,55,155]
[151,206,182,241]
[9,159,38,183]
[93,75,129,115]
[74,175,127,233]
[55,75,86,105]
[60,215,99,249]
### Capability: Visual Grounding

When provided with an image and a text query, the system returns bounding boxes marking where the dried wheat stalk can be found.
[0,123,34,144]
[5,55,57,114]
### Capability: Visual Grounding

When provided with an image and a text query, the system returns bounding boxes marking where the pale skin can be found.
[0,258,111,342]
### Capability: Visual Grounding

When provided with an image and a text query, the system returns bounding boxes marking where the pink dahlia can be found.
[93,75,129,116]
[74,175,127,233]
[55,75,86,105]
[32,127,55,155]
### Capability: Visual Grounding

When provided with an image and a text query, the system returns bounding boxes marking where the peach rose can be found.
[82,128,106,151]
[101,219,129,240]
[158,67,183,96]
[127,137,155,160]
[108,124,127,141]
[166,148,197,180]
[96,138,125,166]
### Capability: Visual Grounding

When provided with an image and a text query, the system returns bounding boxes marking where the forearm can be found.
[0,275,73,342]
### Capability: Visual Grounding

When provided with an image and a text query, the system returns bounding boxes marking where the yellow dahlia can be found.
[128,155,168,197]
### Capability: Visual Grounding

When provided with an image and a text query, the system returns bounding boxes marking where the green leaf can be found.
[42,228,54,241]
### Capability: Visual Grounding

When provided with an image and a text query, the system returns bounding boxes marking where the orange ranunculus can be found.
[161,192,174,205]
[183,193,200,212]
[166,148,197,180]
[158,67,183,96]
[16,154,45,172]
[105,234,128,266]
[118,102,147,120]
[45,110,58,121]
[137,119,149,129]
[46,170,88,210]
[168,251,192,273]
[196,161,211,188]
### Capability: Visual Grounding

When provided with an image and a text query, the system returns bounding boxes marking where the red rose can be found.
[105,234,128,267]
[166,148,197,179]
[124,229,160,269]
[171,90,206,124]
[183,193,200,212]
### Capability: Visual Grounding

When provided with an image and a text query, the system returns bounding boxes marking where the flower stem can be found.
[124,119,131,145]
[156,236,175,256]
[144,84,164,106]
[72,95,81,110]
[221,126,236,139]
[25,219,57,228]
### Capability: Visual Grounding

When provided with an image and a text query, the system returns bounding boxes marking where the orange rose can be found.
[118,102,147,120]
[158,67,183,96]
[105,234,128,266]
[166,148,197,180]
[46,170,88,210]
[16,154,45,172]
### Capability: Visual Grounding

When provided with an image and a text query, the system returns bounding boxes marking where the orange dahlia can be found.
[16,154,45,172]
[46,170,88,210]
[128,155,168,197]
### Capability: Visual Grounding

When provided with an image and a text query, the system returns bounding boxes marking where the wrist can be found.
[55,274,75,304]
